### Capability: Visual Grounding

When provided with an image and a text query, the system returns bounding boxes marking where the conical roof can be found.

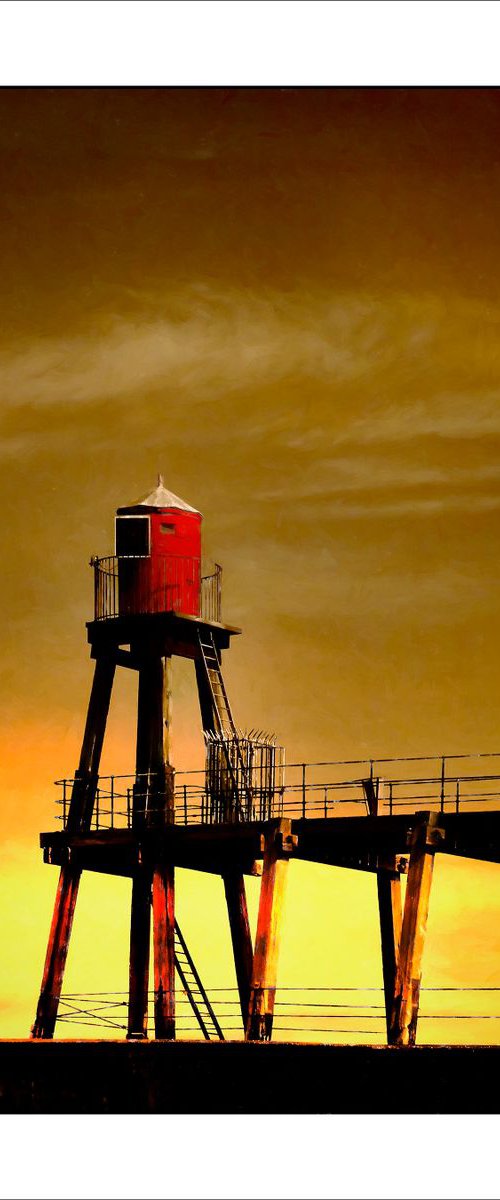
[118,476,200,514]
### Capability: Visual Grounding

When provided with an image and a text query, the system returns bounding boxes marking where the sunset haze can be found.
[2,87,500,1042]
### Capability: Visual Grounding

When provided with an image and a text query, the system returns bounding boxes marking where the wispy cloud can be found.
[1,286,500,417]
[0,290,378,409]
[2,285,500,526]
[334,393,500,447]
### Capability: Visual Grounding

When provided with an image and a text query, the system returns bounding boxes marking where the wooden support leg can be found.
[223,873,253,1029]
[361,778,403,1043]
[377,863,402,1044]
[130,654,174,1040]
[390,812,444,1047]
[246,820,293,1042]
[195,658,217,735]
[67,655,116,832]
[134,655,173,828]
[31,865,81,1039]
[152,863,175,1039]
[128,870,152,1039]
[32,656,115,1039]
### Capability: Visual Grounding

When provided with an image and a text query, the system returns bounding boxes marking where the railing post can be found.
[110,776,114,828]
[389,782,393,817]
[440,757,446,813]
[92,556,98,620]
[184,784,188,826]
[63,780,67,827]
[302,764,306,819]
[456,778,460,814]
[95,787,100,829]
[127,787,131,829]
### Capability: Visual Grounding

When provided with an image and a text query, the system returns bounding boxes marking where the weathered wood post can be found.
[32,654,116,1039]
[390,810,444,1047]
[378,861,403,1043]
[152,861,175,1039]
[246,819,296,1041]
[128,868,153,1040]
[363,778,404,1043]
[31,865,81,1039]
[128,653,175,1039]
[152,657,175,1040]
[223,873,254,1028]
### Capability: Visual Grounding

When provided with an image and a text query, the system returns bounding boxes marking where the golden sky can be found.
[2,87,500,1042]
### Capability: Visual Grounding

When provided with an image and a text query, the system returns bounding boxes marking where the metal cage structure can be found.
[204,730,285,824]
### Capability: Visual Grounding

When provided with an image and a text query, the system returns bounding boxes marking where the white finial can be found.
[158,473,164,487]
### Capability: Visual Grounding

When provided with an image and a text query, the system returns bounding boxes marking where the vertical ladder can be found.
[197,630,251,818]
[198,630,236,737]
[174,920,224,1041]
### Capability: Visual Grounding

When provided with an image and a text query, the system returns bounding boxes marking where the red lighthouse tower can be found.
[116,476,202,618]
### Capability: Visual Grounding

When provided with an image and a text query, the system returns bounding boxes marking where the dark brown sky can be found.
[3,87,500,1038]
[2,88,500,327]
[2,88,500,747]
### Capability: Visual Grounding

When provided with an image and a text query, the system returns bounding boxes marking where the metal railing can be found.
[53,752,500,830]
[91,555,222,623]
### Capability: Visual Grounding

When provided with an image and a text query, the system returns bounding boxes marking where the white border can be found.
[0,1,499,86]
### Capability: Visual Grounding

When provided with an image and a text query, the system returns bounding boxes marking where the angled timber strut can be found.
[32,479,500,1046]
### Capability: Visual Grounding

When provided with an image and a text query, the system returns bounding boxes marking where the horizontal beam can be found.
[293,810,500,865]
[42,840,263,879]
[39,809,500,880]
[90,647,141,670]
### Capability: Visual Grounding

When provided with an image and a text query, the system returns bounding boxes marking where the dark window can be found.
[115,516,150,557]
[160,522,176,534]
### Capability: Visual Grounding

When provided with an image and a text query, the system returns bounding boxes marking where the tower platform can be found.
[87,610,241,664]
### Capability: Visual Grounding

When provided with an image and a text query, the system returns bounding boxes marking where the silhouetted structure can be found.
[33,481,500,1047]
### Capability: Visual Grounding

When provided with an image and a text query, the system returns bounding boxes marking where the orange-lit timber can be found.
[31,865,81,1039]
[32,651,116,1038]
[152,863,175,1040]
[246,820,295,1041]
[129,651,174,1039]
[390,812,443,1047]
[32,479,500,1048]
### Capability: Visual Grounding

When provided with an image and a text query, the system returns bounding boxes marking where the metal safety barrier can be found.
[54,751,500,830]
[91,555,222,623]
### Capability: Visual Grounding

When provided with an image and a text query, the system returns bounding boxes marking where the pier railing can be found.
[91,555,222,623]
[53,752,500,830]
[55,984,500,1044]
